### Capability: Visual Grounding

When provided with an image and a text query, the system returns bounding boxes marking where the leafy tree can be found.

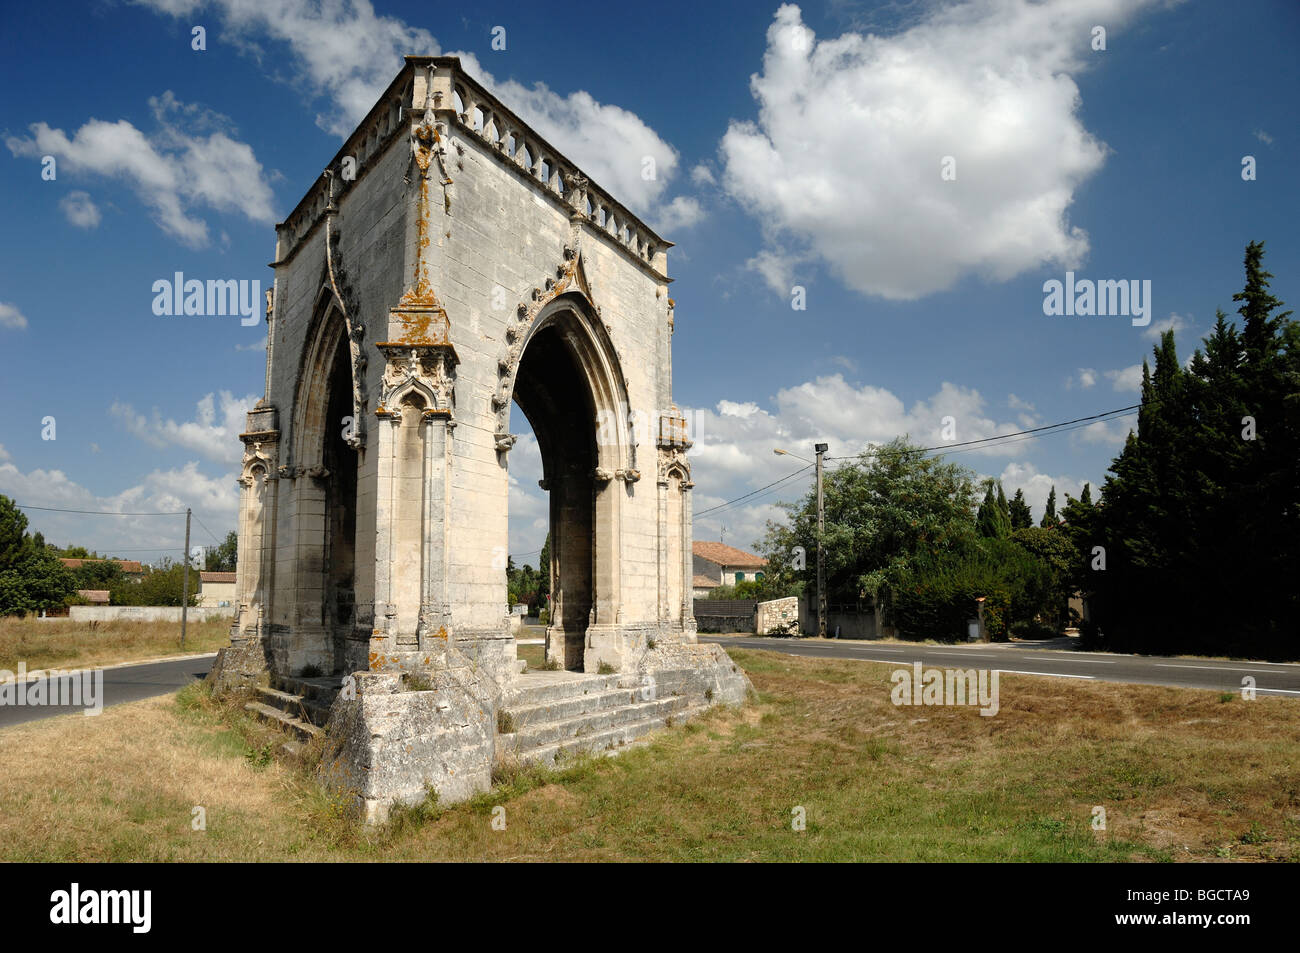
[759,437,979,617]
[1088,241,1298,658]
[206,531,237,572]
[537,532,551,606]
[1008,526,1075,631]
[0,494,76,616]
[110,560,198,607]
[1008,488,1033,530]
[976,480,1011,538]
[70,559,123,590]
[1039,486,1058,528]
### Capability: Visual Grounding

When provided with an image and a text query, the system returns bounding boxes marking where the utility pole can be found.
[815,442,828,639]
[180,507,192,649]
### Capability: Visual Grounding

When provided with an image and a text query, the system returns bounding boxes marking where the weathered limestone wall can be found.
[210,56,751,818]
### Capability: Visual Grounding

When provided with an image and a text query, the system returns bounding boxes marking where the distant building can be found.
[692,574,719,599]
[75,589,111,604]
[198,571,237,608]
[59,558,145,583]
[692,541,767,596]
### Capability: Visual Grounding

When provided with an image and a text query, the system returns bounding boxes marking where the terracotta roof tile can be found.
[691,541,766,569]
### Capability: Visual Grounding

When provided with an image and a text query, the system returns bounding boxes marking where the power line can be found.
[694,400,1142,519]
[191,512,223,546]
[695,463,813,518]
[825,403,1140,461]
[14,503,188,516]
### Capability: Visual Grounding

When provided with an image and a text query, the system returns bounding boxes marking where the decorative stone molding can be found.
[490,242,594,435]
[376,343,457,418]
[593,467,614,483]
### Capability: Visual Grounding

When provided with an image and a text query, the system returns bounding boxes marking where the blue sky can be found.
[1,0,1296,564]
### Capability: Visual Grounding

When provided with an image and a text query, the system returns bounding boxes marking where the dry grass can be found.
[516,642,546,671]
[0,617,229,672]
[0,648,1296,861]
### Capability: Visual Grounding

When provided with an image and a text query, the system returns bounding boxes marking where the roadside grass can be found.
[0,617,229,672]
[0,648,1296,861]
[516,642,546,671]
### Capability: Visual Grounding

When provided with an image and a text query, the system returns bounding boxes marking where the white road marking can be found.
[1020,656,1116,664]
[1153,663,1275,672]
[993,669,1095,680]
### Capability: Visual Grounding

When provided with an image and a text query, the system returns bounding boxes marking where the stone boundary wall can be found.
[69,606,236,623]
[755,596,798,635]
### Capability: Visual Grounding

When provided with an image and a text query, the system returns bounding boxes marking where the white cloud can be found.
[0,444,9,462]
[1070,368,1098,390]
[690,164,717,186]
[680,374,1031,549]
[6,94,274,247]
[651,195,705,234]
[1103,364,1142,392]
[133,0,439,138]
[0,456,238,558]
[720,2,1155,300]
[59,190,101,229]
[998,461,1085,522]
[134,4,686,220]
[1141,311,1192,342]
[453,53,682,216]
[110,391,258,465]
[1074,417,1132,448]
[0,302,28,330]
[1254,128,1273,145]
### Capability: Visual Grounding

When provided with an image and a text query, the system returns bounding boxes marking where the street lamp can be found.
[773,447,812,464]
[773,444,829,638]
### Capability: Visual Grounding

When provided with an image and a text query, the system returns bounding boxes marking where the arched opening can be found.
[323,330,358,673]
[510,317,599,671]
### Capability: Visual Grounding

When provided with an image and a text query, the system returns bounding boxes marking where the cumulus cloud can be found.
[59,190,101,229]
[651,196,705,234]
[110,391,258,465]
[1069,368,1098,390]
[133,0,438,137]
[998,461,1085,521]
[1141,311,1193,342]
[1074,417,1132,448]
[1103,364,1142,392]
[720,2,1155,300]
[5,93,274,247]
[0,456,238,558]
[0,302,28,330]
[134,4,690,222]
[679,375,1031,548]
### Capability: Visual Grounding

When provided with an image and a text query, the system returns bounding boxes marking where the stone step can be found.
[502,686,646,727]
[244,700,323,744]
[501,704,709,768]
[272,673,344,704]
[499,694,690,754]
[254,685,332,726]
[501,672,635,708]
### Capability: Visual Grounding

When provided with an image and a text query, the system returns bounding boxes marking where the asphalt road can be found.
[702,635,1300,697]
[4,636,1297,729]
[0,653,216,728]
